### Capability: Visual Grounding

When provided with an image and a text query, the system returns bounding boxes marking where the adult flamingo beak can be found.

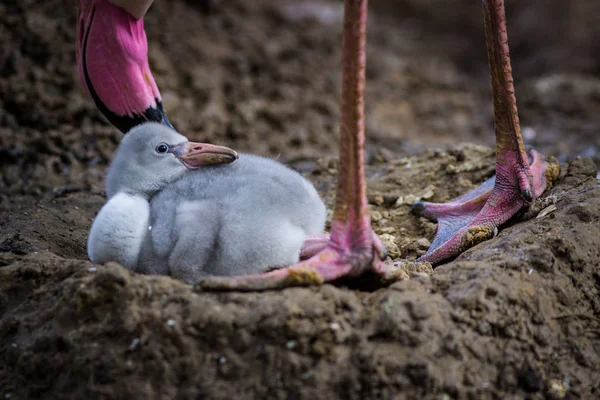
[107,0,153,19]
[172,142,239,169]
[76,0,173,133]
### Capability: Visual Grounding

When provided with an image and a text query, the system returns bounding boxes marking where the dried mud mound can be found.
[1,154,599,400]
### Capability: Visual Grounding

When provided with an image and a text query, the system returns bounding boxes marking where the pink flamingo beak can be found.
[76,0,173,133]
[171,142,239,170]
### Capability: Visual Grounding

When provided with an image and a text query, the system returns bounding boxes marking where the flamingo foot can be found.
[413,149,560,265]
[299,234,330,260]
[413,0,563,266]
[196,217,399,292]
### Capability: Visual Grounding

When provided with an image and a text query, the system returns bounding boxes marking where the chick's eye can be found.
[155,143,169,154]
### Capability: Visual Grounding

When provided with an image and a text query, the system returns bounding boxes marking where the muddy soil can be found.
[1,0,599,399]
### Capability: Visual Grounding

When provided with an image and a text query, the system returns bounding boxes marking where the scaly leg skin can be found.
[196,0,401,292]
[299,234,330,260]
[413,0,560,266]
[76,0,172,133]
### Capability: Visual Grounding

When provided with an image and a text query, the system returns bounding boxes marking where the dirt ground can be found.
[1,0,599,399]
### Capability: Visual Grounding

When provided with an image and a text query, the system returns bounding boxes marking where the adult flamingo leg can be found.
[76,0,172,133]
[413,0,560,265]
[196,0,400,292]
[299,235,330,260]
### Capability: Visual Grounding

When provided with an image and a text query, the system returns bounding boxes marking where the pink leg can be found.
[414,0,560,265]
[197,0,400,292]
[299,234,330,260]
[77,0,172,133]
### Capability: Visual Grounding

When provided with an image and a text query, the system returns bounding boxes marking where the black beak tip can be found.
[223,152,238,163]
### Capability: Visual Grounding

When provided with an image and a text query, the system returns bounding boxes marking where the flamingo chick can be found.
[88,123,327,283]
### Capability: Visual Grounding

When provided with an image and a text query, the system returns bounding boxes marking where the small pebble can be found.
[11,343,17,348]
[370,195,384,206]
[370,211,383,222]
[415,238,431,249]
[286,340,297,349]
[218,356,227,364]
[329,322,340,331]
[88,267,97,272]
[528,269,534,275]
[395,194,420,207]
[536,204,557,219]
[129,338,140,350]
[547,378,568,399]
[148,225,152,231]
[379,234,400,259]
[420,185,435,200]
[167,319,175,326]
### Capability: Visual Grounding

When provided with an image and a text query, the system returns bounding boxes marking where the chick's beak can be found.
[172,141,238,169]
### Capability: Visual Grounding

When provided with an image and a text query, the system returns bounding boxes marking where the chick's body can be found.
[139,154,326,282]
